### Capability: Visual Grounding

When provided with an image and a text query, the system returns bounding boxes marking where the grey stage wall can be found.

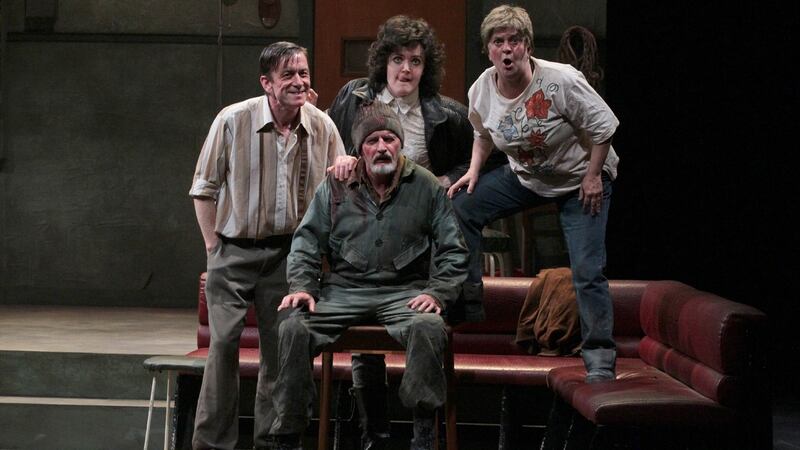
[0,0,314,307]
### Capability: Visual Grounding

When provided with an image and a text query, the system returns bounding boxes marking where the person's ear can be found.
[259,75,271,94]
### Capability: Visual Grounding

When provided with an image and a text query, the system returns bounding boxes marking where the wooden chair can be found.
[317,325,457,450]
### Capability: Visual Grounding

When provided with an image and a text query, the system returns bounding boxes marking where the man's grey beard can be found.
[368,161,397,175]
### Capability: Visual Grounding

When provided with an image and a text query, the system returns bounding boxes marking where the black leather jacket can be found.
[327,78,506,183]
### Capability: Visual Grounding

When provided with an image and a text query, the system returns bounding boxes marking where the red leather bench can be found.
[187,275,644,387]
[173,274,770,449]
[543,280,771,449]
[450,277,646,386]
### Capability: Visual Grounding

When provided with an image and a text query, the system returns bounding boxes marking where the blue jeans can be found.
[452,165,616,373]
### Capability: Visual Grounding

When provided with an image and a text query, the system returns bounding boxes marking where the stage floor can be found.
[0,305,196,355]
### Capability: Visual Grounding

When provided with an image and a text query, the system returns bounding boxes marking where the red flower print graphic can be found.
[518,130,547,165]
[518,148,535,165]
[525,89,551,119]
[527,130,546,149]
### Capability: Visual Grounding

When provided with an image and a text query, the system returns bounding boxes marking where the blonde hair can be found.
[480,5,534,54]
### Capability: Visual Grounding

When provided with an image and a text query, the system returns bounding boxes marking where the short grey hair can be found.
[479,5,534,54]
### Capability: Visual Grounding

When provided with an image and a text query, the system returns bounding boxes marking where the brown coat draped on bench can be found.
[515,267,581,356]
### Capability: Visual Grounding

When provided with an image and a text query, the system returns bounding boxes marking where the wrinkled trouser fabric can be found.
[451,165,616,374]
[192,236,292,450]
[270,288,448,435]
[350,354,392,443]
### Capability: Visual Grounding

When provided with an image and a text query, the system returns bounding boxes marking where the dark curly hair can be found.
[367,15,445,98]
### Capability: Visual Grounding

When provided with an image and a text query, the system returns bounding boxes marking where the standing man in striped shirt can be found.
[188,41,345,450]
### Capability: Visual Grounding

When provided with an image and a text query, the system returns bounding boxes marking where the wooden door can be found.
[313,0,466,110]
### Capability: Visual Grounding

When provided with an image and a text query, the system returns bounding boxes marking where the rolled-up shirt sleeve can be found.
[564,74,619,145]
[189,114,229,199]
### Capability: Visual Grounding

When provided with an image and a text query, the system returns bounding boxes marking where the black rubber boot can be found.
[352,386,390,450]
[268,433,302,450]
[410,408,435,450]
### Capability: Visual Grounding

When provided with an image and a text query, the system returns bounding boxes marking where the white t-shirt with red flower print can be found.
[468,57,619,197]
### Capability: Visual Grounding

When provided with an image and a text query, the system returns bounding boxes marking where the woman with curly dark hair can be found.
[365,15,445,99]
[326,14,504,450]
[328,15,505,189]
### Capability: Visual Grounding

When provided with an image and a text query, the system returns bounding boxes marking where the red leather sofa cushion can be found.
[546,359,737,426]
[454,354,583,386]
[197,273,260,349]
[547,280,768,429]
[639,280,768,375]
[186,347,261,378]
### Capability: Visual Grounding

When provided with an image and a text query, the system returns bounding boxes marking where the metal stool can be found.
[481,227,513,276]
[142,355,206,450]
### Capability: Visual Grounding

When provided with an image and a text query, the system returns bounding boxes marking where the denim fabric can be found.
[452,165,616,372]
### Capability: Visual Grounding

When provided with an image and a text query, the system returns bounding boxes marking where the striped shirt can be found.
[190,95,345,239]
